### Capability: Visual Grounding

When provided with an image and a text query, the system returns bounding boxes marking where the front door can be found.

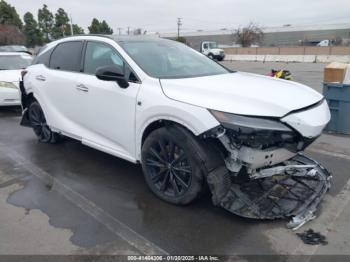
[75,41,141,161]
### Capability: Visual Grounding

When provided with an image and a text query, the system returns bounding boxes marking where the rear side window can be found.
[49,41,83,72]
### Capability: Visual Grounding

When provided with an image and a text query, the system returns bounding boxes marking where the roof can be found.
[55,34,166,43]
[110,34,167,42]
[157,23,350,38]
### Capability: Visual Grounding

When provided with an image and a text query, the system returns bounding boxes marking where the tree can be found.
[0,24,25,45]
[23,12,43,47]
[234,22,263,47]
[52,8,70,38]
[38,4,54,42]
[88,18,101,34]
[0,0,22,28]
[99,20,113,34]
[88,18,113,34]
[72,24,84,35]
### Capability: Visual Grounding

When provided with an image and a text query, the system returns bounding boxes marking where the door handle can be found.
[35,75,46,81]
[76,84,89,92]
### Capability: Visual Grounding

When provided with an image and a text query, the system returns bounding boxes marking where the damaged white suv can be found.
[20,35,331,229]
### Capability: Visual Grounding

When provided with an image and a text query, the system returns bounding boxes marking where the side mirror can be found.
[95,65,129,88]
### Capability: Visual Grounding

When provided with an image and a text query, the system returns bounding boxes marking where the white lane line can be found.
[287,177,350,261]
[307,148,350,161]
[1,147,168,255]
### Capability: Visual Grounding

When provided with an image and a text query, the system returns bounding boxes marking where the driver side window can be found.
[83,41,124,75]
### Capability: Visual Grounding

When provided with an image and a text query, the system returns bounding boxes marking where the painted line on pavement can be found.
[0,146,168,255]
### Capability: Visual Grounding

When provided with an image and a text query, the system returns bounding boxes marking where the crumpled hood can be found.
[160,72,323,117]
[0,70,21,86]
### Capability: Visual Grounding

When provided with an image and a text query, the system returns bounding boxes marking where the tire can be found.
[208,53,214,59]
[28,102,61,144]
[141,126,205,205]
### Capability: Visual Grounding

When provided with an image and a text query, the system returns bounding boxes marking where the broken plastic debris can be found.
[296,229,328,245]
[207,154,331,229]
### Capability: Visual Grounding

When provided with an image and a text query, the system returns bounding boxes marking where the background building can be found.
[158,23,350,50]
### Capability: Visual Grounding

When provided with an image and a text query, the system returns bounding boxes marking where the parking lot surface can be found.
[1,63,350,257]
[222,61,325,93]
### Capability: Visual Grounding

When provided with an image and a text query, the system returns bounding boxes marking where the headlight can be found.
[209,110,292,132]
[0,81,17,89]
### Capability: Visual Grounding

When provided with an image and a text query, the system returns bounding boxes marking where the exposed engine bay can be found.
[203,122,331,230]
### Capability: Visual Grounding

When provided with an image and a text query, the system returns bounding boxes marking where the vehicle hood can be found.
[160,72,323,117]
[210,48,224,53]
[0,70,21,85]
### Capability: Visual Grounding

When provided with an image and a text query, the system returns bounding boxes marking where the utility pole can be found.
[177,18,182,38]
[117,27,122,35]
[70,14,74,35]
[127,26,130,35]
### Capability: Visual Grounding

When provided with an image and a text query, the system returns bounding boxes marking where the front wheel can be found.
[208,53,214,59]
[141,126,204,205]
[28,102,61,143]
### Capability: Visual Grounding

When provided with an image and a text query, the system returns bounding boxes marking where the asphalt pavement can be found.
[0,62,349,258]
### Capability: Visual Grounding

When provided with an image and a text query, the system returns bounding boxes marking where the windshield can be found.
[0,55,32,70]
[208,42,218,49]
[119,40,229,79]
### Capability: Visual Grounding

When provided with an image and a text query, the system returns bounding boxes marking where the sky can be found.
[6,0,350,34]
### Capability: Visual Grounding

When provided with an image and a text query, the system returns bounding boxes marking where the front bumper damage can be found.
[204,127,331,230]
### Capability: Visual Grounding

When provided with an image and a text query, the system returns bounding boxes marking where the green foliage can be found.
[38,4,54,42]
[176,36,186,44]
[88,18,113,34]
[88,18,100,34]
[72,24,84,35]
[52,8,70,38]
[100,20,113,34]
[0,0,23,28]
[23,12,43,47]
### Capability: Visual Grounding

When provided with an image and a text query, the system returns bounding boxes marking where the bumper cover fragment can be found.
[207,154,331,229]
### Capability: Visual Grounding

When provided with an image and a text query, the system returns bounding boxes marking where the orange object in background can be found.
[324,62,348,83]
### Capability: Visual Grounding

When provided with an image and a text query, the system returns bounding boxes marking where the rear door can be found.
[74,41,141,161]
[43,41,85,137]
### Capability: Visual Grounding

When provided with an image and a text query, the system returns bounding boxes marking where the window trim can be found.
[81,40,141,84]
[48,40,84,73]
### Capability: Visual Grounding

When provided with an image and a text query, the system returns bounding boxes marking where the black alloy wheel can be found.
[28,102,59,143]
[141,126,204,205]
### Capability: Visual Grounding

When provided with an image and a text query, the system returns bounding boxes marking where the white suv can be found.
[20,35,331,226]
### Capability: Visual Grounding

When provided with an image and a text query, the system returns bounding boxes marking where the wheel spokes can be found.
[173,172,190,189]
[150,147,166,164]
[173,165,191,174]
[160,171,170,192]
[146,158,165,168]
[170,171,180,196]
[151,169,167,183]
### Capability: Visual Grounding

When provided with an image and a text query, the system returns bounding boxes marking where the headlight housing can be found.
[209,110,292,132]
[0,81,17,89]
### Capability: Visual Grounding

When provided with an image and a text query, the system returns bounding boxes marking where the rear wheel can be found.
[208,53,214,59]
[28,102,60,143]
[141,126,205,205]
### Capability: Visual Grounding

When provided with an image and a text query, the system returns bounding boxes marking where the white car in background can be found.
[0,52,32,106]
[20,35,331,229]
